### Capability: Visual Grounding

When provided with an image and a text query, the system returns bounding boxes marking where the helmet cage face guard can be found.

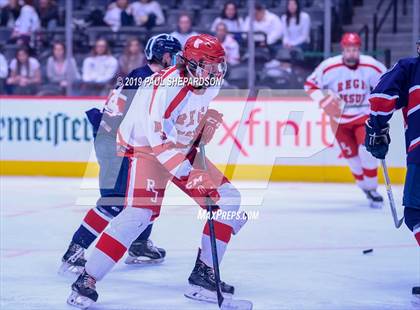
[181,54,227,81]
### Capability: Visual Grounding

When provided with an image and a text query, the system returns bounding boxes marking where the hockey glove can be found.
[185,169,220,207]
[365,120,390,159]
[319,95,342,117]
[195,109,223,145]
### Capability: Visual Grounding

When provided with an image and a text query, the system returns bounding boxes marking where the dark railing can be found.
[373,0,397,51]
[373,0,408,51]
[358,24,369,51]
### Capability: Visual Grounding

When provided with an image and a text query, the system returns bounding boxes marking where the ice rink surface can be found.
[1,176,419,310]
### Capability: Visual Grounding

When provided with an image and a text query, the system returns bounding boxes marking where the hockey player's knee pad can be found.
[217,183,241,211]
[106,207,153,248]
[216,183,247,235]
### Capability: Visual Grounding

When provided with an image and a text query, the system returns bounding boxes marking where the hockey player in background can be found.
[60,34,182,274]
[67,34,248,309]
[365,39,420,298]
[304,32,387,208]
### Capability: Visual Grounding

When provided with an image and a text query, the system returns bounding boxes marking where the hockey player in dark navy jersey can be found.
[365,39,420,298]
[60,34,182,273]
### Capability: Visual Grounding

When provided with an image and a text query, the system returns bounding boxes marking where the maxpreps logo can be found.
[0,113,93,145]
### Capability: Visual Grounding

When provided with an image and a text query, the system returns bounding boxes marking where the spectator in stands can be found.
[211,1,244,33]
[242,3,283,46]
[45,41,80,94]
[170,13,197,47]
[36,0,59,29]
[104,0,134,32]
[0,0,21,28]
[10,0,40,45]
[214,22,240,66]
[82,38,118,96]
[280,0,311,50]
[6,46,41,94]
[118,37,145,77]
[129,0,164,30]
[0,51,8,93]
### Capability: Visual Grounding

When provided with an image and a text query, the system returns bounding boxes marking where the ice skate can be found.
[59,241,86,275]
[363,189,384,209]
[412,286,420,306]
[124,239,166,265]
[67,270,98,309]
[184,250,234,304]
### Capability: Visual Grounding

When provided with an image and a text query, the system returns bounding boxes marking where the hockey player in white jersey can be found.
[304,32,387,208]
[67,34,248,309]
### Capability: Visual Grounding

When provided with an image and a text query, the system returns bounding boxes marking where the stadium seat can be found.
[3,44,18,62]
[73,10,91,21]
[159,0,178,9]
[0,28,12,43]
[197,9,220,30]
[181,0,206,10]
[258,0,277,8]
[306,7,324,23]
[165,9,197,28]
[88,0,110,9]
[225,64,249,89]
[209,0,243,9]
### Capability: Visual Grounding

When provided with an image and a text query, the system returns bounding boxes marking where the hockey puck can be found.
[412,286,420,295]
[363,248,373,254]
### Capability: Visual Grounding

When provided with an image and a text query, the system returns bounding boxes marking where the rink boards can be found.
[0,95,407,183]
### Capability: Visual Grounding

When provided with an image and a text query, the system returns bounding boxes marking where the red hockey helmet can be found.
[340,32,361,47]
[182,34,227,80]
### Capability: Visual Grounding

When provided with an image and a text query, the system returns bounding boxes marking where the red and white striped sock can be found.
[85,207,152,280]
[359,145,379,190]
[200,220,233,268]
[347,156,364,189]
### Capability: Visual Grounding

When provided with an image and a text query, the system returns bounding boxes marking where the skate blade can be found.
[124,255,164,265]
[58,262,84,276]
[184,284,232,304]
[369,201,383,209]
[221,298,253,310]
[67,290,95,309]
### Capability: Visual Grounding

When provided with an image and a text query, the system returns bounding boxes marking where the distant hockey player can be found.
[60,34,182,274]
[304,32,387,208]
[67,34,248,309]
[365,39,420,298]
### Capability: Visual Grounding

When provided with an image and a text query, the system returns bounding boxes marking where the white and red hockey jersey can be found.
[304,54,387,124]
[117,66,220,179]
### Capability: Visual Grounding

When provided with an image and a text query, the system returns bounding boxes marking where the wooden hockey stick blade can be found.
[221,298,253,310]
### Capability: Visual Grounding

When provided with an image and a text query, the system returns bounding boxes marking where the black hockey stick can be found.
[381,159,404,228]
[199,144,253,310]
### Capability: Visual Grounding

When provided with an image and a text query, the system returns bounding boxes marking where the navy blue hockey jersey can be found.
[369,56,420,164]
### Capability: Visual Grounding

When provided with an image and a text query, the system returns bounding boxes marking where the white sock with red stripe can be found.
[200,220,233,268]
[198,183,246,267]
[347,156,365,189]
[85,207,152,280]
[359,145,378,190]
